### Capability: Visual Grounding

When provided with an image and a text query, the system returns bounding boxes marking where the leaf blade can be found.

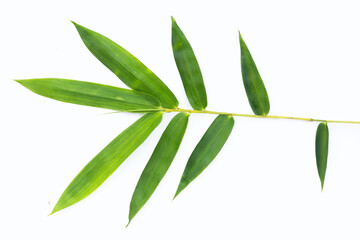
[315,122,329,190]
[239,31,270,116]
[174,114,234,198]
[72,21,179,109]
[128,112,189,224]
[171,17,207,110]
[51,112,163,214]
[16,78,162,112]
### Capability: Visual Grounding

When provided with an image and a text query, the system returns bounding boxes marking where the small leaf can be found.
[315,122,329,190]
[128,112,189,224]
[51,112,163,214]
[174,114,234,198]
[16,78,162,112]
[171,17,207,110]
[239,31,270,116]
[72,21,179,109]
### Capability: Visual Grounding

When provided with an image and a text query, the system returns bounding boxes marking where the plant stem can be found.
[162,108,360,124]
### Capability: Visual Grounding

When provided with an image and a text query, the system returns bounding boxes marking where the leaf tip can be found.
[238,30,243,40]
[238,30,247,49]
[127,209,137,227]
[173,186,183,200]
[14,79,29,88]
[70,20,79,27]
[125,220,131,228]
[171,16,179,30]
[13,79,22,84]
[320,178,325,191]
[173,181,186,199]
[173,192,180,200]
[171,16,177,24]
[49,207,58,216]
[71,21,85,33]
[49,199,68,216]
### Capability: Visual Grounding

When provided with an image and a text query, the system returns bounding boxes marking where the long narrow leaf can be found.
[175,115,234,198]
[239,31,270,116]
[72,21,179,109]
[51,112,163,214]
[128,112,189,224]
[315,122,329,190]
[16,78,162,112]
[171,17,207,110]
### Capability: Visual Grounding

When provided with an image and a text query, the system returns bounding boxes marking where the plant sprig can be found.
[17,17,344,225]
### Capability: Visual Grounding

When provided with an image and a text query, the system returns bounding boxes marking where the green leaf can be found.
[128,112,189,224]
[171,17,207,110]
[315,122,329,190]
[174,114,234,198]
[16,78,162,112]
[239,31,270,116]
[51,112,163,214]
[72,21,179,109]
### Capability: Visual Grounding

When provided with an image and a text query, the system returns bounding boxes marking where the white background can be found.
[2,0,360,239]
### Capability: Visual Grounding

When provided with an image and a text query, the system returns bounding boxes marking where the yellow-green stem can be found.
[162,108,360,124]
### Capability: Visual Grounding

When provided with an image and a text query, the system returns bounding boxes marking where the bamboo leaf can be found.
[128,112,189,224]
[174,114,234,198]
[171,17,207,110]
[51,112,163,214]
[315,122,329,190]
[16,78,162,112]
[72,21,179,109]
[239,31,270,116]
